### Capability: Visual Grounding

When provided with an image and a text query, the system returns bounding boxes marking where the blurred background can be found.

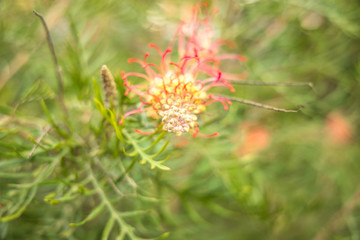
[0,0,359,239]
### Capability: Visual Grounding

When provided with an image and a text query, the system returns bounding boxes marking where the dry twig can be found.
[33,10,68,117]
[27,126,51,160]
[228,80,315,92]
[214,94,303,113]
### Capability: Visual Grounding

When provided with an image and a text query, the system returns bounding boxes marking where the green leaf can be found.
[0,159,26,168]
[44,192,57,203]
[123,147,138,157]
[123,130,170,171]
[92,77,103,104]
[118,210,150,217]
[151,140,170,158]
[108,109,125,142]
[156,232,170,240]
[10,149,66,189]
[94,98,109,120]
[143,131,166,151]
[0,172,32,178]
[40,100,68,138]
[19,80,55,105]
[0,185,38,222]
[101,218,115,240]
[0,105,12,115]
[69,202,105,227]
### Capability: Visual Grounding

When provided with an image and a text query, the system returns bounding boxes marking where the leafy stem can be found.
[122,129,170,170]
[87,162,142,240]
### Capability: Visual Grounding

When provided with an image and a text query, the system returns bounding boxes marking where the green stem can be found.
[114,157,138,184]
[122,129,170,170]
[87,163,138,239]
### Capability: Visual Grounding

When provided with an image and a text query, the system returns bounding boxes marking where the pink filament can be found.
[207,95,233,110]
[201,82,235,93]
[161,48,172,73]
[192,127,219,138]
[123,72,151,81]
[135,129,155,135]
[149,43,163,56]
[119,105,146,125]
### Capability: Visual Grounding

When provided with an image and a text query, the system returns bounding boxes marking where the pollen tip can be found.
[210,132,219,137]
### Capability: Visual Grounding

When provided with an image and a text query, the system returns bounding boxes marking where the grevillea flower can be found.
[121,5,246,137]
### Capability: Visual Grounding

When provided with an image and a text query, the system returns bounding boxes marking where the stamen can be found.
[170,62,182,71]
[124,86,146,97]
[216,71,222,82]
[139,96,151,105]
[144,63,161,71]
[122,72,151,81]
[119,106,145,125]
[191,128,218,138]
[135,129,155,135]
[198,132,219,138]
[208,94,232,110]
[143,52,150,62]
[149,43,162,56]
[181,55,199,72]
[128,58,143,64]
[161,48,172,73]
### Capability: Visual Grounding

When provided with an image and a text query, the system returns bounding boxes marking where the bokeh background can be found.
[0,0,359,239]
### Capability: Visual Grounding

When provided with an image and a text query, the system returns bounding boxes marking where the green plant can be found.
[0,1,359,240]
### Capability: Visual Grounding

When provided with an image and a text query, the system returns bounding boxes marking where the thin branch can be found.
[27,125,51,160]
[214,95,303,113]
[0,1,71,92]
[228,80,314,89]
[33,10,68,117]
[115,157,138,186]
[93,158,125,197]
[87,163,138,239]
[33,10,64,96]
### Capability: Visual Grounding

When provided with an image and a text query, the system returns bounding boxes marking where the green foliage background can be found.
[0,0,359,239]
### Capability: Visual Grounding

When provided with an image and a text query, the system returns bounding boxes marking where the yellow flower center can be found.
[147,72,207,135]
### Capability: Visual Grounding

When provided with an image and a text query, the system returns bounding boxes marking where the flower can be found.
[121,5,246,137]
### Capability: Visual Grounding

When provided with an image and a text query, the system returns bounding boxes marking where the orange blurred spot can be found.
[174,136,190,148]
[234,123,271,157]
[325,112,352,144]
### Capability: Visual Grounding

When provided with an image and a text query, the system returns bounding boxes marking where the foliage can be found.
[0,0,360,239]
